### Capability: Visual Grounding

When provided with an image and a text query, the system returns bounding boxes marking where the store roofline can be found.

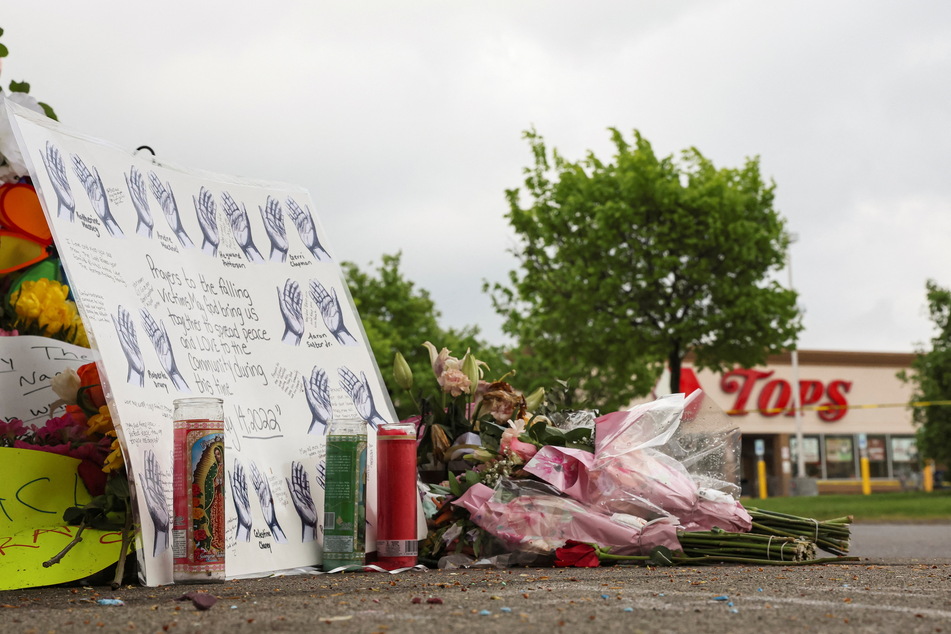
[768,350,916,367]
[685,349,917,368]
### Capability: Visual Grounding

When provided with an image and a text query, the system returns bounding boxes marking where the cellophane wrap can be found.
[526,390,751,533]
[452,478,681,557]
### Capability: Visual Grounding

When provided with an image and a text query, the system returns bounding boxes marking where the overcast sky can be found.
[4,1,950,354]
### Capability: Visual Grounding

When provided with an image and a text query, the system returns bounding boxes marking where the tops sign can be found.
[720,369,851,422]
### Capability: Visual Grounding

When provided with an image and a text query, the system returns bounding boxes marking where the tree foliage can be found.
[900,280,951,467]
[491,128,802,411]
[343,252,508,419]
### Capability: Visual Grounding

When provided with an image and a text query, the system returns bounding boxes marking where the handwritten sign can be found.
[0,448,121,590]
[7,101,398,585]
[0,336,97,424]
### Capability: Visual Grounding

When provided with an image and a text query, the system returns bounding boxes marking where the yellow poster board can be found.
[0,448,122,590]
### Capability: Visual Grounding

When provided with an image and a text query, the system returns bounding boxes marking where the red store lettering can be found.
[720,369,851,422]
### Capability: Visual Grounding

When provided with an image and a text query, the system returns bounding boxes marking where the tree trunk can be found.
[668,347,682,394]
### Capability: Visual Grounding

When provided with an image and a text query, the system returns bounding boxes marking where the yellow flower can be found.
[86,405,116,436]
[102,432,125,473]
[38,300,78,335]
[69,318,90,348]
[11,279,89,346]
[12,288,42,320]
[192,507,206,520]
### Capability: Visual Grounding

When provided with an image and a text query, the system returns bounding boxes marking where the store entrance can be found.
[739,434,788,497]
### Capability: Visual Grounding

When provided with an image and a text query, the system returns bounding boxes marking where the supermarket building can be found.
[673,350,920,496]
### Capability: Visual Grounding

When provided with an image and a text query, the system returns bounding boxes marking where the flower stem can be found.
[111,499,135,589]
[43,520,87,568]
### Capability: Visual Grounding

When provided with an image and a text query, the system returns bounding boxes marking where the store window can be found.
[891,436,920,485]
[866,435,888,478]
[789,436,822,478]
[825,436,855,479]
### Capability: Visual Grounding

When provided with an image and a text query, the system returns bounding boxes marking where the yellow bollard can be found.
[757,459,768,499]
[860,456,872,495]
[923,459,935,493]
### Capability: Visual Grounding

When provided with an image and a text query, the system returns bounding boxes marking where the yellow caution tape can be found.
[726,400,951,416]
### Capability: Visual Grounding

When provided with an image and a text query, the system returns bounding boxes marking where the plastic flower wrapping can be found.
[434,390,750,565]
[526,391,752,533]
[452,478,682,557]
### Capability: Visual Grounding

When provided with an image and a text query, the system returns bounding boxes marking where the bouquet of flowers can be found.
[392,342,600,560]
[1,361,133,586]
[394,349,854,568]
[393,342,562,480]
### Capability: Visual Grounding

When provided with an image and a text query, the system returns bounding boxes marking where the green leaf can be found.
[564,428,592,443]
[565,441,594,451]
[8,80,29,93]
[39,102,58,121]
[0,43,9,58]
[84,495,109,510]
[527,419,548,442]
[447,472,462,497]
[464,470,481,487]
[648,546,677,566]
[106,475,130,499]
[63,506,86,525]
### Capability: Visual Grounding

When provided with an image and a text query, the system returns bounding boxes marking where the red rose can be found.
[77,458,108,496]
[554,540,600,568]
[193,529,208,542]
[77,363,106,409]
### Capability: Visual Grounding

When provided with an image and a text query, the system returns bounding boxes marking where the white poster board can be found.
[6,101,396,585]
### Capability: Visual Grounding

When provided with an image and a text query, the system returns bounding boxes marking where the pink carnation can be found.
[438,368,471,397]
[0,418,28,445]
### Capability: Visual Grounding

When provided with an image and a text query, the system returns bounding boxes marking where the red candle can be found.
[376,423,418,570]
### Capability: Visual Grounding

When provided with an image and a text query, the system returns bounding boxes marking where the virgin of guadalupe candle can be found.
[172,397,225,583]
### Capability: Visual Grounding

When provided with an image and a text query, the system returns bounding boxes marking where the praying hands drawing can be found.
[250,462,288,544]
[286,197,331,262]
[111,305,145,387]
[277,279,304,345]
[260,196,288,263]
[286,461,318,542]
[193,186,219,256]
[339,366,388,429]
[71,155,123,236]
[148,171,194,248]
[143,449,170,557]
[39,142,75,221]
[231,460,252,542]
[124,165,153,238]
[309,279,357,345]
[139,308,189,392]
[303,366,333,435]
[221,192,264,263]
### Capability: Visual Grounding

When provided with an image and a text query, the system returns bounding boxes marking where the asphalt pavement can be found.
[2,523,949,634]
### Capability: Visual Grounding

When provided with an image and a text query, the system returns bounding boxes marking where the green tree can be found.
[490,128,802,411]
[900,280,951,467]
[344,252,508,419]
